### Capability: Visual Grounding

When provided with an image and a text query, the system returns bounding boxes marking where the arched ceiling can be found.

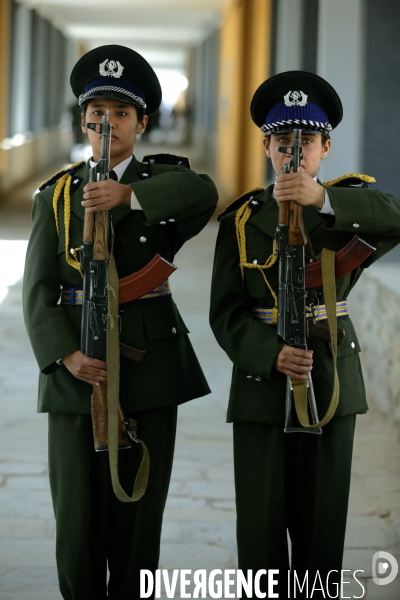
[18,0,231,70]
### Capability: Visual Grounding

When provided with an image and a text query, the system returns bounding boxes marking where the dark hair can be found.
[321,132,331,144]
[80,100,146,123]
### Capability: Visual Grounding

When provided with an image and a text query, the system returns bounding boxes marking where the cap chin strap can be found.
[261,119,332,135]
[78,86,146,109]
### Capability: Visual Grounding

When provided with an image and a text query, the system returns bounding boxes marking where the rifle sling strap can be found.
[107,249,150,502]
[291,248,340,428]
[305,238,319,261]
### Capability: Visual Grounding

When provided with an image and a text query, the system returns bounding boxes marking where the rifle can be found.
[275,128,323,434]
[79,110,130,451]
[80,112,176,455]
[275,131,377,434]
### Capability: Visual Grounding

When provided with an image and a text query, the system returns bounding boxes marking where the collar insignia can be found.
[249,196,262,213]
[138,171,150,180]
[99,59,124,79]
[284,90,308,107]
[71,176,83,193]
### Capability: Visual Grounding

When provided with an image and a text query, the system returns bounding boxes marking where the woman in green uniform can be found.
[23,45,218,600]
[210,71,400,598]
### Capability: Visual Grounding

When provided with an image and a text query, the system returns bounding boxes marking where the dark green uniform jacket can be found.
[23,155,218,415]
[210,182,400,425]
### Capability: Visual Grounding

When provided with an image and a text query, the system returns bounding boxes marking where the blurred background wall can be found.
[0,0,399,205]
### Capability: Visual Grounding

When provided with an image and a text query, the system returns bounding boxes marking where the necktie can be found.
[109,170,118,181]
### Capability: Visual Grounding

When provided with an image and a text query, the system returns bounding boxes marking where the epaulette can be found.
[38,161,85,191]
[142,153,191,169]
[217,188,264,221]
[323,173,376,188]
[38,160,86,274]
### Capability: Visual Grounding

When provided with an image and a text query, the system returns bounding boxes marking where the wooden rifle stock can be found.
[278,196,289,226]
[289,200,308,246]
[91,381,131,451]
[93,211,110,261]
[305,235,375,289]
[83,212,95,243]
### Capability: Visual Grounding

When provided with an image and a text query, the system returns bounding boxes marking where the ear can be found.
[81,115,87,134]
[136,115,148,135]
[321,138,331,159]
[263,137,271,158]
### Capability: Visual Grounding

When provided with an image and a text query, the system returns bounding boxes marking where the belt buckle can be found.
[306,301,318,320]
[309,292,323,320]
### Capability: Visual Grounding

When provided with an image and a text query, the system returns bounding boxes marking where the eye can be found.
[92,110,103,116]
[117,111,128,116]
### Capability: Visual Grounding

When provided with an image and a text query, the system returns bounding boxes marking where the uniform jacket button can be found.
[246,373,253,379]
[351,341,356,348]
[169,218,175,222]
[255,376,262,381]
[140,236,147,243]
[353,223,360,228]
[252,259,258,264]
[172,327,177,334]
[160,221,166,225]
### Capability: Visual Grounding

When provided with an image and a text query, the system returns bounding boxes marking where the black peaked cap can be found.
[251,70,343,131]
[70,44,162,115]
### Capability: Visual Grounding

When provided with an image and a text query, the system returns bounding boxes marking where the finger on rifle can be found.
[84,357,107,369]
[278,347,313,370]
[276,172,298,184]
[288,358,313,371]
[82,189,102,203]
[83,182,101,193]
[82,202,109,212]
[274,183,297,196]
[291,347,313,359]
[84,365,107,377]
[274,188,296,200]
[77,371,107,386]
[281,356,312,372]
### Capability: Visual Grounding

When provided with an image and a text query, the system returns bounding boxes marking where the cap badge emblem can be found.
[99,59,124,79]
[284,90,308,107]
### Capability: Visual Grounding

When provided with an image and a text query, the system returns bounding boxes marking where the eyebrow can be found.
[273,132,318,137]
[89,102,130,109]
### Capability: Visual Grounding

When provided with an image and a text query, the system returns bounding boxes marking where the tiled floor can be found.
[0,157,399,598]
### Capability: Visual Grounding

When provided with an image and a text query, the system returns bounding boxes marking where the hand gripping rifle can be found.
[80,111,176,501]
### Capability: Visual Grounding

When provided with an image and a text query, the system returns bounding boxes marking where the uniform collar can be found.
[89,155,133,181]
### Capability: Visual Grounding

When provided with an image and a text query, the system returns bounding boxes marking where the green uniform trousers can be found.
[233,414,356,599]
[48,405,177,600]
